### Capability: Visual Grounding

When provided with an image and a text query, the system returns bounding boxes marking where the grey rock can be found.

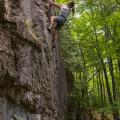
[0,0,71,120]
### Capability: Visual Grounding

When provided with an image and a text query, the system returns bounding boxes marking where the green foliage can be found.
[57,0,120,116]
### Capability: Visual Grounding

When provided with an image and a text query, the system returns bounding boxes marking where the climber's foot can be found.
[52,44,56,49]
[47,27,51,33]
[52,40,56,49]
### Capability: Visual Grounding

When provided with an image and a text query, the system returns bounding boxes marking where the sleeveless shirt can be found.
[60,5,71,19]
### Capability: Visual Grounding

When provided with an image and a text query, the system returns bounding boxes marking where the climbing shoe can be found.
[52,44,56,49]
[47,27,51,33]
[52,40,56,49]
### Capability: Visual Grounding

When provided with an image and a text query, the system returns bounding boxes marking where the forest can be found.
[56,0,120,119]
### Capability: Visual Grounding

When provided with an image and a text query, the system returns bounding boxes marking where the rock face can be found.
[0,0,68,120]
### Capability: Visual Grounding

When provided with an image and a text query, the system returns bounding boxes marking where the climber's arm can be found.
[49,0,61,9]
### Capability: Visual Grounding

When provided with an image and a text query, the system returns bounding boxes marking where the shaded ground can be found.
[92,111,113,120]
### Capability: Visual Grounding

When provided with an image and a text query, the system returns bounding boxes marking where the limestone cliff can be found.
[0,0,68,120]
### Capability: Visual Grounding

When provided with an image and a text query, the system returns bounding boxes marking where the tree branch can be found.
[87,66,104,83]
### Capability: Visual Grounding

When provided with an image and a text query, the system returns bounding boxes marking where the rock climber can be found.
[48,0,75,48]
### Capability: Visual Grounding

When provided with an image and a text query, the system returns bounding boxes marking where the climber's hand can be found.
[48,0,61,9]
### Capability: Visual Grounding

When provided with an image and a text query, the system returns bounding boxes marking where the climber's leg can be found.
[48,16,57,32]
[51,28,55,42]
[54,30,59,41]
[52,29,59,48]
[51,28,56,46]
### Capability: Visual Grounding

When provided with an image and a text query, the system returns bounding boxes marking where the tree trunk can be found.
[92,23,113,105]
[104,23,119,120]
[108,58,116,101]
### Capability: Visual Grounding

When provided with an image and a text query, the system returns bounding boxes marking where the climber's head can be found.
[67,1,75,15]
[67,1,75,8]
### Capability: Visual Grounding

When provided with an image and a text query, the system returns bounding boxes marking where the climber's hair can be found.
[67,1,75,16]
